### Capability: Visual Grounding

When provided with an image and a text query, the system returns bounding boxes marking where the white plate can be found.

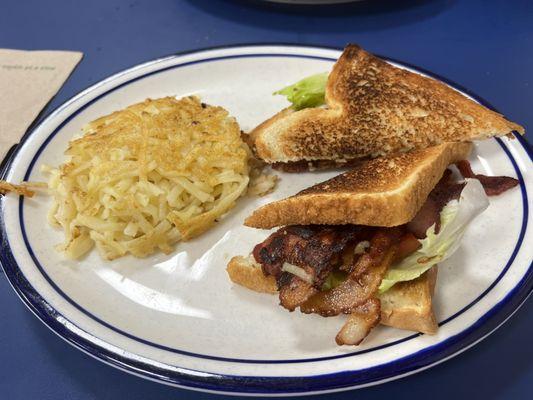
[0,45,531,396]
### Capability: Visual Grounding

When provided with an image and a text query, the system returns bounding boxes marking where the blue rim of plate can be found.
[0,44,531,395]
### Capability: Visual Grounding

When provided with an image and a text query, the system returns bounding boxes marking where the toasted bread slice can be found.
[227,255,277,294]
[226,255,438,334]
[379,266,438,334]
[245,142,472,229]
[251,44,524,163]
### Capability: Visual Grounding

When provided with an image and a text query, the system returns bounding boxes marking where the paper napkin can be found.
[0,49,83,162]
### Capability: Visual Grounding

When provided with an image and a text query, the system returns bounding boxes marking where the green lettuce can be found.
[379,179,489,293]
[321,270,348,291]
[274,72,328,110]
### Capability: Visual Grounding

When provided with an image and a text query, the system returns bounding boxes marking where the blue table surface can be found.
[1,0,532,398]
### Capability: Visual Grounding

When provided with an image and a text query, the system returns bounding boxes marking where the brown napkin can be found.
[0,49,83,162]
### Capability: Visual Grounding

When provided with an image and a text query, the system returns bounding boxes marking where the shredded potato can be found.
[45,96,274,260]
[0,181,46,197]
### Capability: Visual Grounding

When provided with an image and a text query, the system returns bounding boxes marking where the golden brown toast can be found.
[380,266,438,334]
[226,255,438,334]
[245,142,472,229]
[226,255,277,294]
[251,44,524,163]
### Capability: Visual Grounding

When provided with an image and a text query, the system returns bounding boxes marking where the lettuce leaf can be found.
[379,179,489,293]
[274,72,328,110]
[321,270,348,291]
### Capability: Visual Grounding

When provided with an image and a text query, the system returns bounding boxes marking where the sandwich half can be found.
[250,44,524,166]
[227,142,519,345]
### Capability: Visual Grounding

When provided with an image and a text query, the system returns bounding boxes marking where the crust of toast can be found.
[251,44,524,163]
[226,255,438,334]
[379,266,438,334]
[227,256,277,294]
[245,142,472,229]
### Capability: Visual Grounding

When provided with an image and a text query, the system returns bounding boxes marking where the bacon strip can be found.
[406,159,518,239]
[253,225,371,311]
[299,229,400,317]
[395,233,422,262]
[253,225,368,283]
[253,226,314,277]
[456,160,519,196]
[278,274,318,312]
[406,169,465,238]
[335,298,381,346]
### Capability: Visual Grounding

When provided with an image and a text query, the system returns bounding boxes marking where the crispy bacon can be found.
[407,169,465,238]
[299,229,400,317]
[253,225,368,283]
[253,225,371,310]
[407,160,518,239]
[456,160,519,196]
[335,298,381,346]
[278,274,318,312]
[395,232,422,262]
[406,197,440,239]
[253,226,315,277]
